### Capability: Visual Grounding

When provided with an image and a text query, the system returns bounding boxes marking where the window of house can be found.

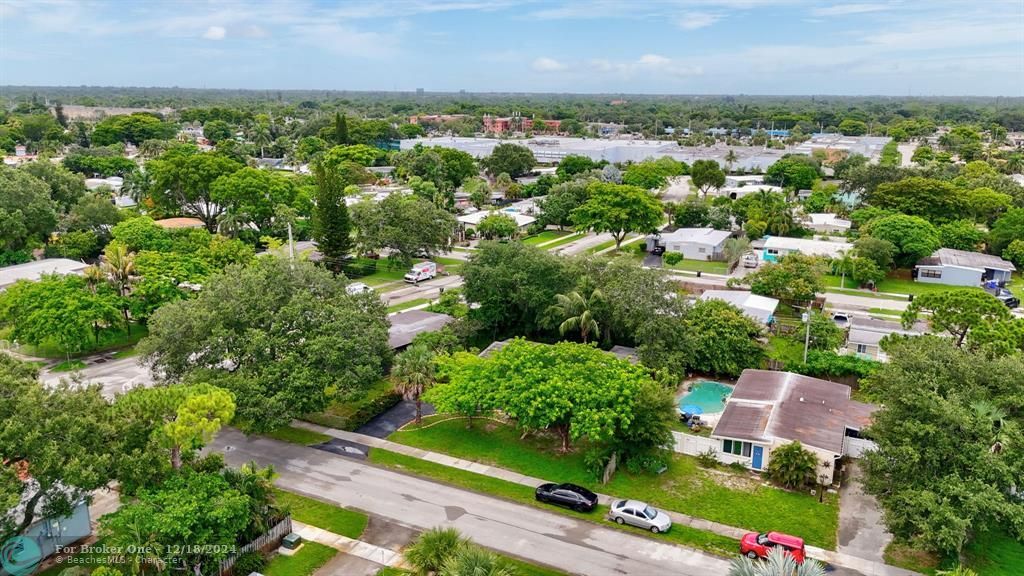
[722,439,752,457]
[856,344,868,354]
[920,269,942,279]
[698,247,706,253]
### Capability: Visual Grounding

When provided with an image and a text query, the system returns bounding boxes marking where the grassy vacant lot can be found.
[666,259,730,274]
[387,416,838,549]
[303,378,397,431]
[265,425,331,446]
[272,488,368,539]
[522,230,573,246]
[367,448,739,558]
[263,541,337,576]
[14,323,149,359]
[51,359,87,372]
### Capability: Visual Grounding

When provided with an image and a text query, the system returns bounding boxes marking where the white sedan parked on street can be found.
[609,500,672,533]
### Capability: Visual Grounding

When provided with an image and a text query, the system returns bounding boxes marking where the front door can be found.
[752,445,764,470]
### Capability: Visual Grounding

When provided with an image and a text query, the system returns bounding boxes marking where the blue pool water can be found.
[679,381,733,414]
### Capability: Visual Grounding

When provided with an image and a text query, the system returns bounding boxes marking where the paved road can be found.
[897,142,918,168]
[823,292,910,312]
[211,429,732,576]
[41,355,154,399]
[380,275,464,307]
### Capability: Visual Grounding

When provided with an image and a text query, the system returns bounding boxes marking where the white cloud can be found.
[638,54,671,66]
[677,12,721,30]
[202,25,226,40]
[589,54,702,79]
[532,57,567,72]
[811,3,891,17]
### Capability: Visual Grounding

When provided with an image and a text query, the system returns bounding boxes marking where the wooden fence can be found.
[219,515,292,575]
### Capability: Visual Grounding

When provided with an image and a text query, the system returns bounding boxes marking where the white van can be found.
[404,261,437,283]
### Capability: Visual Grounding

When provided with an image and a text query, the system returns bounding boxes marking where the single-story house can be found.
[479,339,637,364]
[803,213,851,235]
[4,474,93,569]
[762,236,852,262]
[0,258,90,291]
[388,310,454,350]
[725,174,765,188]
[717,184,784,200]
[711,370,877,481]
[647,228,732,261]
[153,217,206,230]
[844,317,927,362]
[913,248,1016,287]
[698,290,779,325]
[457,209,536,232]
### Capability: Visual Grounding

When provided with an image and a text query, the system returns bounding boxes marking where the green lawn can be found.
[264,542,337,576]
[303,378,399,430]
[15,323,149,359]
[436,257,464,275]
[823,273,993,298]
[272,488,368,539]
[522,230,573,246]
[964,530,1024,576]
[51,359,87,372]
[541,232,585,251]
[665,259,730,274]
[387,417,838,549]
[767,336,804,366]
[584,238,620,254]
[388,298,431,313]
[111,346,141,359]
[350,258,411,287]
[264,425,331,446]
[367,448,739,557]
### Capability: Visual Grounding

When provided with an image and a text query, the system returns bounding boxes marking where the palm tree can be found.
[546,289,604,343]
[832,251,856,289]
[725,149,738,173]
[440,546,515,576]
[723,236,752,271]
[253,122,272,158]
[392,343,436,425]
[405,527,468,575]
[729,547,826,576]
[937,567,979,576]
[102,243,136,334]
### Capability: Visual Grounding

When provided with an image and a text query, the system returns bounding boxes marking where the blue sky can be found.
[1,0,1022,96]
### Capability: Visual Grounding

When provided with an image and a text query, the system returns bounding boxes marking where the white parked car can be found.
[404,261,437,284]
[346,282,373,295]
[742,252,759,268]
[609,500,672,533]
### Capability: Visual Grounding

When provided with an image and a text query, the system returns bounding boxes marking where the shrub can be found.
[633,241,648,255]
[405,527,469,575]
[764,441,818,489]
[696,448,719,468]
[231,551,266,576]
[664,252,683,265]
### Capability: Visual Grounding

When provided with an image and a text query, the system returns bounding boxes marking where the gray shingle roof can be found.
[917,248,1016,272]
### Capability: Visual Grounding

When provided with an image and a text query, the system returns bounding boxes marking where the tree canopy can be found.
[571,182,662,249]
[481,143,535,178]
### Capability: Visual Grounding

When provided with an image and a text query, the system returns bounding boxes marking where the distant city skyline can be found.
[1,0,1022,97]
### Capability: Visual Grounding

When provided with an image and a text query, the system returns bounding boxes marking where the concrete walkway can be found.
[292,520,406,569]
[838,462,892,563]
[292,421,918,576]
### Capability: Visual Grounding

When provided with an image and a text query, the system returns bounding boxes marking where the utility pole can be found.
[287,222,295,260]
[802,306,813,363]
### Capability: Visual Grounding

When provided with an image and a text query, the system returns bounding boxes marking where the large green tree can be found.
[0,356,116,541]
[145,145,244,231]
[312,157,354,270]
[350,193,457,261]
[690,159,726,198]
[0,165,57,251]
[481,143,535,178]
[861,337,1024,555]
[461,241,574,336]
[571,182,662,249]
[0,273,121,352]
[989,207,1024,254]
[728,253,826,303]
[210,167,296,232]
[861,214,941,268]
[138,257,392,431]
[902,289,1011,347]
[20,160,87,211]
[765,155,820,190]
[870,177,967,224]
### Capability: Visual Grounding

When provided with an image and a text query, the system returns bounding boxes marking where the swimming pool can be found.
[679,381,733,415]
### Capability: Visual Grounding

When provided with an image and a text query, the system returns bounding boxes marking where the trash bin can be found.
[282,533,302,550]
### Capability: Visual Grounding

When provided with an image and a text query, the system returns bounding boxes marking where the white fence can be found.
[672,431,718,456]
[219,515,293,575]
[843,437,877,458]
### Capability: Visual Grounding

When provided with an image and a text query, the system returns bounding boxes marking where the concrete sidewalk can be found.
[292,421,918,576]
[292,520,406,569]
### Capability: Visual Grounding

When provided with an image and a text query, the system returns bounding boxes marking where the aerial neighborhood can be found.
[1,3,1023,576]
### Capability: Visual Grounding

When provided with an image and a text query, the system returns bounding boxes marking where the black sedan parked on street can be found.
[534,483,599,512]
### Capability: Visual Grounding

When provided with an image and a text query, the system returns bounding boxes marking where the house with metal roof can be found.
[913,248,1016,287]
[710,370,876,481]
[387,310,454,350]
[0,258,90,291]
[843,316,928,362]
[762,236,852,262]
[698,290,778,325]
[647,228,732,261]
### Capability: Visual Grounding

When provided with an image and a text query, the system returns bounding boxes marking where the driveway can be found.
[838,461,892,563]
[356,399,435,438]
[40,354,154,399]
[210,429,732,576]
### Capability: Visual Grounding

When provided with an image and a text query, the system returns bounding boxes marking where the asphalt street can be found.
[211,428,733,576]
